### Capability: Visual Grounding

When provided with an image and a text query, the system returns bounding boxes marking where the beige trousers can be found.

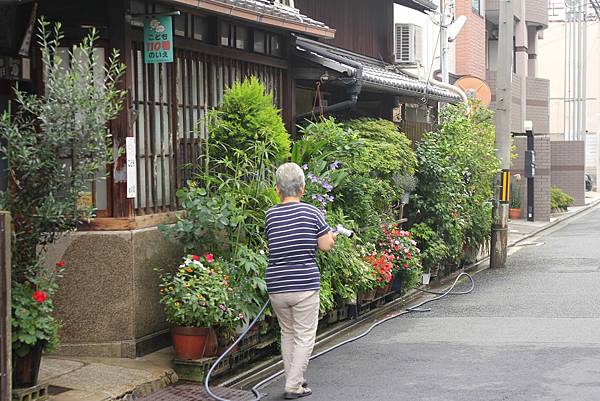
[269,290,320,392]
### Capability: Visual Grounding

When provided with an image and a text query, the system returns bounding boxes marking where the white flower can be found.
[394,240,400,245]
[179,264,186,269]
[259,250,265,255]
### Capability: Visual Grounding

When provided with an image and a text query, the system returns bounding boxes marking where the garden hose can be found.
[204,272,475,401]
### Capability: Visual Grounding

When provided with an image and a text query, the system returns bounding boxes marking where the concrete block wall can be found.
[512,136,551,221]
[44,227,182,358]
[551,140,586,206]
[487,71,523,134]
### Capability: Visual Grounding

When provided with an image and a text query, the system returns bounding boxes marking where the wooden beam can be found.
[80,212,180,231]
[108,0,134,218]
[0,212,11,401]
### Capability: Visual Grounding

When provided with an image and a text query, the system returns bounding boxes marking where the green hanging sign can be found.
[144,16,173,64]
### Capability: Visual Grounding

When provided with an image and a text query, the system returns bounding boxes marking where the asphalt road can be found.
[261,205,600,401]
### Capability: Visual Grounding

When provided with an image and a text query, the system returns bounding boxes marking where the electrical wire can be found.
[205,272,475,401]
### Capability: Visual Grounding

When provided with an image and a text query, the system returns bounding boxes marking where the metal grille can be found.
[131,44,284,215]
[139,384,255,401]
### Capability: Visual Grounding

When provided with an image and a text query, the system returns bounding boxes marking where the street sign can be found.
[126,137,137,199]
[144,16,173,64]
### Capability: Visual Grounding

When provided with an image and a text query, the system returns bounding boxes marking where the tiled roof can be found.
[217,0,331,30]
[295,36,463,103]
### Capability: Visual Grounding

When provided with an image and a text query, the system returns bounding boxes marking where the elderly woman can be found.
[264,162,337,399]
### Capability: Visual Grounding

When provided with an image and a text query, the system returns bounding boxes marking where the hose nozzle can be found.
[334,225,354,238]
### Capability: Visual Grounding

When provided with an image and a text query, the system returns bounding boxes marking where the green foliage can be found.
[551,186,575,211]
[11,262,63,357]
[298,118,416,241]
[317,210,376,312]
[411,101,499,271]
[0,20,125,355]
[221,244,269,322]
[158,254,242,328]
[209,77,290,167]
[160,182,244,255]
[509,182,523,209]
[0,20,125,275]
[343,118,416,177]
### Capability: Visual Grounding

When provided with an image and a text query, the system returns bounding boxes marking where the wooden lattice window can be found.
[130,44,284,215]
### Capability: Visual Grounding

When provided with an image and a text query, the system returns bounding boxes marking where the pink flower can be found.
[204,253,214,263]
[191,255,200,261]
[56,261,65,268]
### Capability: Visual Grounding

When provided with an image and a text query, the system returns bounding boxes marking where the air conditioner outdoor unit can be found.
[394,23,423,66]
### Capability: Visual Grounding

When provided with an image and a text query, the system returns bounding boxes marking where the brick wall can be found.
[454,0,486,79]
[526,77,550,134]
[551,141,586,206]
[512,136,551,221]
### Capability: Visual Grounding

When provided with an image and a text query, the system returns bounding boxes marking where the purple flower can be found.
[310,175,318,183]
[328,195,335,202]
[330,161,340,170]
[219,304,227,311]
[302,164,309,170]
[322,182,333,191]
[312,194,318,200]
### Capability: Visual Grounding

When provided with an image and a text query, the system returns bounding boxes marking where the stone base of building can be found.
[44,226,182,358]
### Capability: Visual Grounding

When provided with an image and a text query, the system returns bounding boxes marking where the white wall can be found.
[394,3,457,79]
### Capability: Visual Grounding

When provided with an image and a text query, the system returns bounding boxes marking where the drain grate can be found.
[138,384,256,401]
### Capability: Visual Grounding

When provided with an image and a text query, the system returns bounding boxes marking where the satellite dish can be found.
[455,75,492,107]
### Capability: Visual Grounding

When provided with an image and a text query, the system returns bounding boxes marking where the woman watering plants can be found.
[264,162,337,399]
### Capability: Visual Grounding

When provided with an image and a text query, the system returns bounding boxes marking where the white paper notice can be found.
[126,137,137,199]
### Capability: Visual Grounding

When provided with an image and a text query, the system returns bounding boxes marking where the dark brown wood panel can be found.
[0,212,11,401]
[295,0,394,63]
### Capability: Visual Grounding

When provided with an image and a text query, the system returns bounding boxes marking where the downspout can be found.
[295,40,364,121]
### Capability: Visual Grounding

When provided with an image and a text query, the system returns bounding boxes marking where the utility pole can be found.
[490,0,513,268]
[440,0,449,83]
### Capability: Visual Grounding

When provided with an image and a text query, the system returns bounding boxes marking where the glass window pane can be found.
[270,34,282,57]
[221,22,230,46]
[235,26,248,50]
[254,31,265,53]
[174,14,186,37]
[193,16,208,41]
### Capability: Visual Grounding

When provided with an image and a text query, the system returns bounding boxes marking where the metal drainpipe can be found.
[294,40,364,121]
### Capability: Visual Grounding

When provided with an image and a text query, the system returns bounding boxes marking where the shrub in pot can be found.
[158,254,243,360]
[0,20,124,386]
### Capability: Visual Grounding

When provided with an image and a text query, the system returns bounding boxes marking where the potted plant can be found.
[509,183,523,220]
[158,254,243,360]
[0,20,125,387]
[380,224,422,292]
[11,263,62,388]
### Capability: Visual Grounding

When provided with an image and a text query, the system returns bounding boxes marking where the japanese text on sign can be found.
[144,16,173,64]
[126,137,137,199]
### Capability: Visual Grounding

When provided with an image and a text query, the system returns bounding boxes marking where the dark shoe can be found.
[302,381,308,388]
[284,387,312,399]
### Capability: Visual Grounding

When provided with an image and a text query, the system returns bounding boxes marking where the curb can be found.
[508,198,600,248]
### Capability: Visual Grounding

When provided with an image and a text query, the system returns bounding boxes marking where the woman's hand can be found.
[317,230,337,252]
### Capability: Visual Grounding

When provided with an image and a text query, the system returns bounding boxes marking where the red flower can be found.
[56,261,65,268]
[204,253,214,263]
[33,291,47,303]
[191,255,200,261]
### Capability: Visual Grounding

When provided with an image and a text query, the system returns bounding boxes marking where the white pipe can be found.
[401,67,468,103]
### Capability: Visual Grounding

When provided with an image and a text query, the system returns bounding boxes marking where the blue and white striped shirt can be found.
[264,202,330,294]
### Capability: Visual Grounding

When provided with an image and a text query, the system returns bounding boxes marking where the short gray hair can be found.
[276,163,305,198]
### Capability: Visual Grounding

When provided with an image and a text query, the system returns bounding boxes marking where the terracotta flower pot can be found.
[509,208,521,220]
[171,326,213,360]
[12,342,44,388]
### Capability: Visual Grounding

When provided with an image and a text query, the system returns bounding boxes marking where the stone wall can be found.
[44,227,181,358]
[551,140,586,206]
